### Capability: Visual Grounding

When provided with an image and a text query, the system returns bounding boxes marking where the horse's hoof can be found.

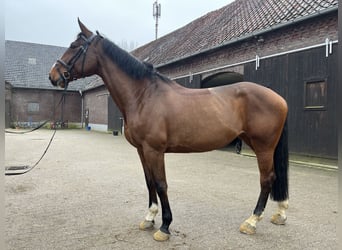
[239,221,256,235]
[153,229,170,241]
[139,220,154,231]
[271,213,287,225]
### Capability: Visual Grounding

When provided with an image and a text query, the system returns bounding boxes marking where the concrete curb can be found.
[240,152,338,171]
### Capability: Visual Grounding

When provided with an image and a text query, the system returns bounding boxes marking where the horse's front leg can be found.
[137,148,159,231]
[140,147,172,241]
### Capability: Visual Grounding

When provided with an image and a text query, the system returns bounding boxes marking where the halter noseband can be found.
[56,33,98,89]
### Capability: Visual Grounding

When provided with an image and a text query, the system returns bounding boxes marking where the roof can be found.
[132,0,338,67]
[5,40,95,91]
[82,76,105,92]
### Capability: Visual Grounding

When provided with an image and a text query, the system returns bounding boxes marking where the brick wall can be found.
[62,92,82,123]
[10,88,81,127]
[157,12,337,80]
[83,86,109,125]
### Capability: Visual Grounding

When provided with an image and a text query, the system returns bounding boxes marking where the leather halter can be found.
[56,33,97,89]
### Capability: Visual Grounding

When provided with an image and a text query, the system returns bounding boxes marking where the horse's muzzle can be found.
[49,73,67,88]
[49,63,70,89]
[48,74,57,86]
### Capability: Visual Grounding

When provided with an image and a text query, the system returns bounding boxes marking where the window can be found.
[304,80,327,110]
[28,58,36,65]
[28,102,39,113]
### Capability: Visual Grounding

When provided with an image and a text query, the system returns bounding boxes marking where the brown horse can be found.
[49,19,289,241]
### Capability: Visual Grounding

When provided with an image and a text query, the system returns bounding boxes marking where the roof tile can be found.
[132,0,338,66]
[5,40,95,91]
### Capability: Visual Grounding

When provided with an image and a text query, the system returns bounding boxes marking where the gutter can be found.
[155,6,338,69]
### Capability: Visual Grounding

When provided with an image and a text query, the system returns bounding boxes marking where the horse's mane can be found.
[101,38,171,83]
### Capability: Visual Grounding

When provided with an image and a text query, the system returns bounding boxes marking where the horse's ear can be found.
[77,18,92,37]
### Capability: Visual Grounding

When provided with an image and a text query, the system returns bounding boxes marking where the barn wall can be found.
[62,92,82,124]
[108,96,123,133]
[9,88,81,127]
[83,86,109,131]
[244,44,337,159]
[5,82,12,128]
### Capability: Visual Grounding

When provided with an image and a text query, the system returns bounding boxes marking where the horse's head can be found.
[49,19,99,88]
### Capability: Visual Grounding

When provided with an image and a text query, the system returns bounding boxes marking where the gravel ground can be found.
[5,129,337,249]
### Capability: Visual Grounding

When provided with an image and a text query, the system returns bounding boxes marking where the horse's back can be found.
[211,81,287,114]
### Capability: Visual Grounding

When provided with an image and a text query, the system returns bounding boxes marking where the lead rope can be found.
[5,129,57,175]
[5,88,68,176]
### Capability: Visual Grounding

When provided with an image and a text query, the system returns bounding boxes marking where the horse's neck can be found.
[96,56,148,119]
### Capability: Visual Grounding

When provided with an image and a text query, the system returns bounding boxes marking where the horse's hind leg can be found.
[240,150,275,235]
[271,199,289,225]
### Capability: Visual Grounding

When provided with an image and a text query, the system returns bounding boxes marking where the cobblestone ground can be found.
[5,129,337,249]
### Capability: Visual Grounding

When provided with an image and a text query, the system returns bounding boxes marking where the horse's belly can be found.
[165,128,237,153]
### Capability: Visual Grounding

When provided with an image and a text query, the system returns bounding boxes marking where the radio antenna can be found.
[153,0,161,40]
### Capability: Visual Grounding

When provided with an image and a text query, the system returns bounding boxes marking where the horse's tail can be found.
[270,117,289,201]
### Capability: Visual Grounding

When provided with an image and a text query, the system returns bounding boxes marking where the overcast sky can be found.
[5,0,233,49]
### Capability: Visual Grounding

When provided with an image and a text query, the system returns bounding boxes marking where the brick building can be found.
[5,40,94,128]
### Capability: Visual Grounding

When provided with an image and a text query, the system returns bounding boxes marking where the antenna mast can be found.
[153,0,161,40]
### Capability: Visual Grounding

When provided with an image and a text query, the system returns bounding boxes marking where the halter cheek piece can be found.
[56,33,98,89]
